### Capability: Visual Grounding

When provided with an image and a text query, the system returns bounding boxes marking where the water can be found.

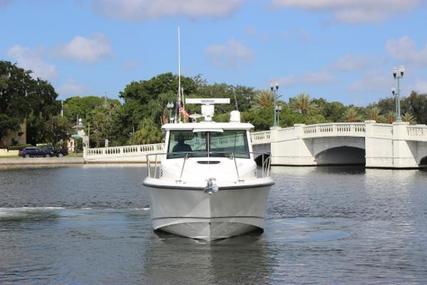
[0,165,427,284]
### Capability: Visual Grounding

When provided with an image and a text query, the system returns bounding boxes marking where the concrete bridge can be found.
[252,121,427,168]
[84,121,427,169]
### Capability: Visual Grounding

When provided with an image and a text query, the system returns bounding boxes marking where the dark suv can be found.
[19,146,55,158]
[54,147,69,157]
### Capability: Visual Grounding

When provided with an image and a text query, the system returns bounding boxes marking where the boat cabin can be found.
[162,122,254,159]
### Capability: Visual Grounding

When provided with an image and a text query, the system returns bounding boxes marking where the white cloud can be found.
[57,79,87,97]
[58,34,112,63]
[7,45,57,80]
[332,55,371,71]
[93,0,244,20]
[245,26,312,44]
[386,36,427,66]
[271,0,420,23]
[275,70,334,87]
[205,39,253,69]
[349,72,392,92]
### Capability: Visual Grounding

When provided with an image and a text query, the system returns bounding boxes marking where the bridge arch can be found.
[420,156,427,168]
[315,146,365,165]
[311,137,365,156]
[310,137,365,166]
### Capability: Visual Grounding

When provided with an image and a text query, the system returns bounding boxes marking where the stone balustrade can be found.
[407,125,427,141]
[84,143,164,162]
[250,131,271,145]
[302,123,366,138]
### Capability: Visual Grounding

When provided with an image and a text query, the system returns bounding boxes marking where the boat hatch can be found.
[197,160,221,164]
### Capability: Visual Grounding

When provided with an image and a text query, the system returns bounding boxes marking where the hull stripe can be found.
[143,182,274,191]
[152,216,264,220]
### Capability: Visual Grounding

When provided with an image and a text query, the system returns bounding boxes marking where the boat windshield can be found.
[167,130,249,159]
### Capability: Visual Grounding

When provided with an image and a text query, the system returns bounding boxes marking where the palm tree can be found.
[366,107,380,122]
[255,90,274,109]
[402,112,416,124]
[344,107,360,122]
[385,111,395,124]
[292,93,315,115]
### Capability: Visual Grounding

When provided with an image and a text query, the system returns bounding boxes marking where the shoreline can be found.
[0,157,84,166]
[0,157,149,169]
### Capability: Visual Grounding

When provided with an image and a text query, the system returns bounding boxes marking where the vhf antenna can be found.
[176,26,182,123]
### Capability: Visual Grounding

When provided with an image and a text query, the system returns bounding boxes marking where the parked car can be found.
[19,146,55,158]
[54,147,69,157]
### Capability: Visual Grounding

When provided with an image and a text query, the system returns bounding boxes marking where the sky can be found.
[1,0,427,106]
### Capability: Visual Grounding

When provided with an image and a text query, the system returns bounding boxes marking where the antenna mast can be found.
[176,26,182,123]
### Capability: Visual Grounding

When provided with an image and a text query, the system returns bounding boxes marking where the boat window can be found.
[209,130,249,158]
[167,130,249,159]
[167,131,207,158]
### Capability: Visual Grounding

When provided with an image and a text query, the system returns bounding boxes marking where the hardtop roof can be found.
[162,122,254,131]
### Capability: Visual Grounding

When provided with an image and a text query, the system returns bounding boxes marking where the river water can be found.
[0,165,426,284]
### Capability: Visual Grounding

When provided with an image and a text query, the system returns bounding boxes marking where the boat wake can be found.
[0,207,147,222]
[0,207,65,221]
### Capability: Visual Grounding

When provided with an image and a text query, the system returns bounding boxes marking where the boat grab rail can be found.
[146,151,272,181]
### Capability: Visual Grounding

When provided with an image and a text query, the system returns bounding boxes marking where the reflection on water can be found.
[142,232,272,285]
[0,165,427,284]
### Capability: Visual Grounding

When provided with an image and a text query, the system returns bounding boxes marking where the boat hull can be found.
[146,183,271,240]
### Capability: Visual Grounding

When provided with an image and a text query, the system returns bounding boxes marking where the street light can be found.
[392,66,405,122]
[166,102,174,123]
[270,83,279,127]
[275,105,282,126]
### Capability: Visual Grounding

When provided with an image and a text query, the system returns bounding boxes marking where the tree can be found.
[254,90,274,109]
[344,107,361,122]
[366,107,381,122]
[26,79,62,145]
[87,108,114,147]
[128,118,162,145]
[108,102,138,146]
[242,107,273,131]
[385,111,395,124]
[290,93,317,115]
[314,99,346,122]
[0,61,63,146]
[376,97,396,115]
[120,73,200,127]
[0,61,32,144]
[402,112,416,124]
[64,96,112,123]
[44,116,72,147]
[405,91,427,124]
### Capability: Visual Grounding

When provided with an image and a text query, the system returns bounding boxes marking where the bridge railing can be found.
[84,143,165,161]
[407,125,427,141]
[303,123,366,137]
[251,131,271,145]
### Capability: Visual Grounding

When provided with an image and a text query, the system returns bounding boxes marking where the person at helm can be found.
[172,135,192,152]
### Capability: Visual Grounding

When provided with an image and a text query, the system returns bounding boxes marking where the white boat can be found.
[143,98,273,240]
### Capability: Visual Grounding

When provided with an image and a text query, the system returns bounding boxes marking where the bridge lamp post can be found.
[167,102,174,123]
[392,66,405,123]
[270,83,279,127]
[275,105,282,126]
